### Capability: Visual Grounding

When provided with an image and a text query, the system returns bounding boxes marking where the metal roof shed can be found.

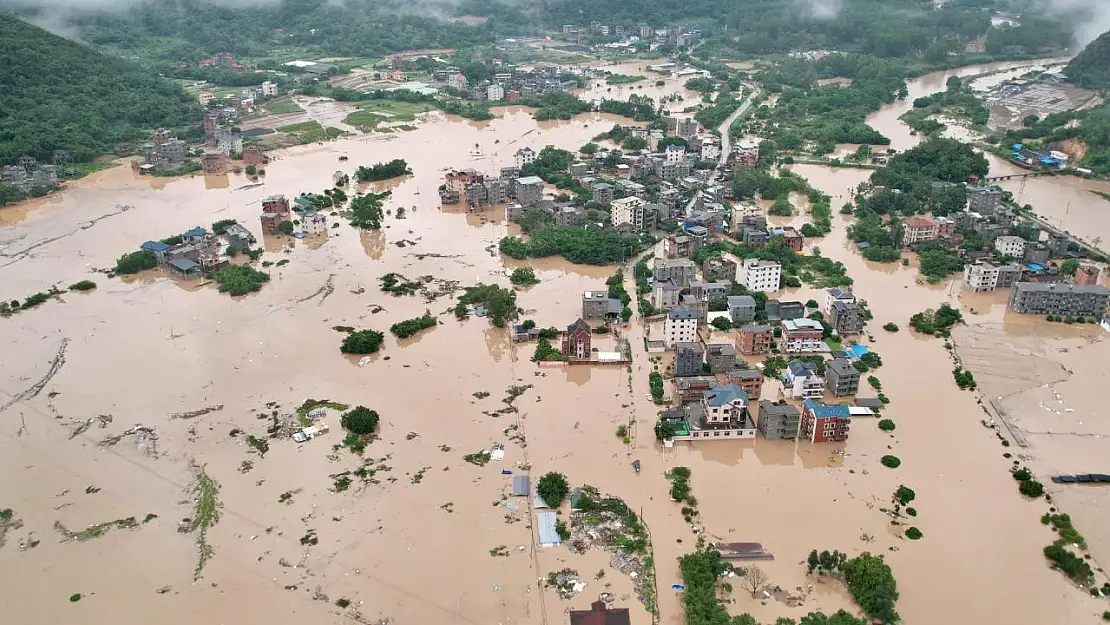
[511,475,531,497]
[536,511,561,547]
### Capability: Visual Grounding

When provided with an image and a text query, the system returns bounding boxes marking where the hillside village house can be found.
[611,195,655,231]
[664,308,698,347]
[800,400,851,443]
[582,290,621,321]
[654,258,697,286]
[652,279,681,310]
[781,318,825,353]
[705,343,737,373]
[963,260,1022,292]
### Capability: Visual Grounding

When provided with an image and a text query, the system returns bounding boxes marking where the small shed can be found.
[855,397,885,409]
[511,475,531,497]
[536,511,561,547]
[169,258,201,277]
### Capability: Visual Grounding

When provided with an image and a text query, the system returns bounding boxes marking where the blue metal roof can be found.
[803,399,850,418]
[536,512,561,547]
[183,227,206,237]
[703,384,748,407]
[141,241,170,252]
[849,343,869,358]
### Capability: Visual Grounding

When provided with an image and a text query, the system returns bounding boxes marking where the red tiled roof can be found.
[569,602,631,625]
[903,217,934,228]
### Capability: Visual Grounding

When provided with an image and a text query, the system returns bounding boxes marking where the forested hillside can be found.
[0,14,199,165]
[9,0,1075,66]
[1066,30,1110,89]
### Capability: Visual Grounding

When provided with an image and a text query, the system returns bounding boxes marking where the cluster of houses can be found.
[651,281,879,444]
[1,156,60,193]
[258,193,330,237]
[410,60,581,103]
[136,225,250,278]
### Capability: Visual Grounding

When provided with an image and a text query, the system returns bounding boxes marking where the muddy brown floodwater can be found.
[0,60,1106,625]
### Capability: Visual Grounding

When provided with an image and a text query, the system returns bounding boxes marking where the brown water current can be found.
[0,62,1106,625]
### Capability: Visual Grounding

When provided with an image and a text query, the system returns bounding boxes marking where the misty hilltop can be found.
[0,13,197,165]
[1065,29,1110,89]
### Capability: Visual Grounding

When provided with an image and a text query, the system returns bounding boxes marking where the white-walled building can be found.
[824,288,855,316]
[995,235,1026,258]
[740,259,781,293]
[514,147,537,168]
[664,308,698,347]
[665,144,685,164]
[611,196,654,230]
[261,81,278,97]
[487,84,505,101]
[198,91,215,105]
[700,138,720,162]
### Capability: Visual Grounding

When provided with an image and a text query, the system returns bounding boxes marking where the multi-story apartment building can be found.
[705,343,737,373]
[727,369,764,400]
[968,186,1003,215]
[901,217,939,246]
[740,259,781,293]
[653,258,697,286]
[514,147,536,168]
[674,342,705,376]
[825,288,855,316]
[1009,283,1110,316]
[727,295,757,324]
[736,324,774,355]
[825,358,860,397]
[829,301,865,336]
[757,401,800,439]
[800,400,851,442]
[664,308,698,347]
[611,196,655,231]
[995,235,1027,259]
[781,318,825,353]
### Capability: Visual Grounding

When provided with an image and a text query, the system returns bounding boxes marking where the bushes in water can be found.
[340,329,384,354]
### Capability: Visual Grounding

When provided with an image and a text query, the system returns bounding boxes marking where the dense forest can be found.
[0,14,199,165]
[4,0,1081,67]
[1065,30,1110,89]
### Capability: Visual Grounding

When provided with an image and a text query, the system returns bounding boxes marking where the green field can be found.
[342,100,435,130]
[276,120,342,143]
[266,99,303,114]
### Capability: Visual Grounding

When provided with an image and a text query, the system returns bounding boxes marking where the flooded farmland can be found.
[0,59,1108,625]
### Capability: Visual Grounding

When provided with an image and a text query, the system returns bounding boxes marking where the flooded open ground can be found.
[1,58,1108,625]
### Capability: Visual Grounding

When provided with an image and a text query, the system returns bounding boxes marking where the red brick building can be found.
[569,601,630,625]
[1075,264,1100,286]
[260,194,292,235]
[736,324,774,355]
[727,369,764,400]
[775,226,804,253]
[561,318,592,360]
[800,400,851,443]
[242,146,266,166]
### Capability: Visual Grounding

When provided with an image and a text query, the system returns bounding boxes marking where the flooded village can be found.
[5,39,1110,625]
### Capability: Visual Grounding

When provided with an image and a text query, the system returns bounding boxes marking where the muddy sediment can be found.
[0,60,1106,625]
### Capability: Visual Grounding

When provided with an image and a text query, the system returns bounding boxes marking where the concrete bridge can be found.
[984,170,1060,182]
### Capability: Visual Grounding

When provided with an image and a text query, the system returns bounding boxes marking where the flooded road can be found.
[0,60,1106,625]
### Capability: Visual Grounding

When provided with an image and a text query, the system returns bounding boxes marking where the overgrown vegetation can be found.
[390,311,437,339]
[909,304,963,337]
[454,283,518,327]
[348,191,390,229]
[355,159,410,182]
[806,550,900,624]
[212,264,269,296]
[537,472,569,507]
[509,267,540,286]
[114,249,159,275]
[340,329,385,355]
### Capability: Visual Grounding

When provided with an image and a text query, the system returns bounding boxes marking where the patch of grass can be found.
[878,419,895,432]
[267,99,302,114]
[277,120,322,133]
[336,598,351,608]
[904,527,923,540]
[880,455,901,469]
[296,399,350,425]
[1043,514,1086,548]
